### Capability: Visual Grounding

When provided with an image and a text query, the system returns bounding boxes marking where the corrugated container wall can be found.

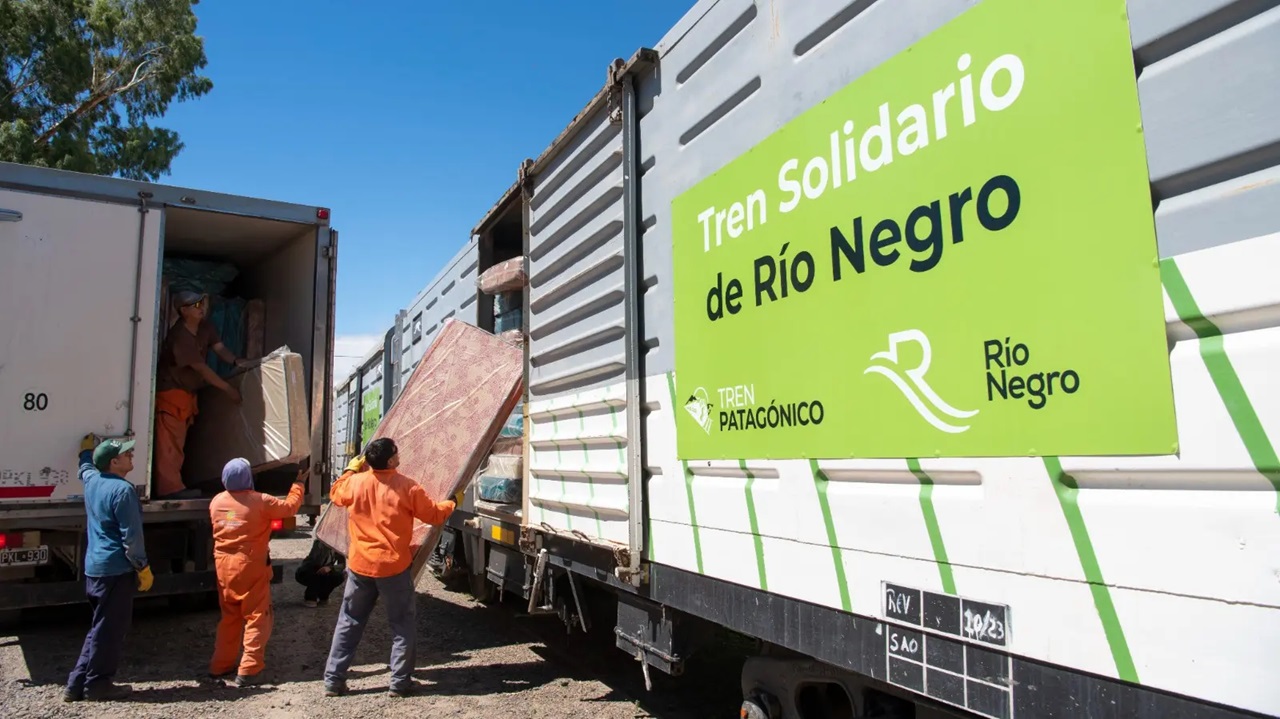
[394,239,480,404]
[333,379,352,471]
[525,88,634,548]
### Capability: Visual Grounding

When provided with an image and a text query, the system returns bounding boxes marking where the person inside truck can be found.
[206,457,306,687]
[153,289,250,499]
[322,439,456,698]
[64,435,155,703]
[295,537,346,608]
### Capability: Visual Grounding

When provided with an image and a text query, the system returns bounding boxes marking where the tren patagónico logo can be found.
[865,330,978,434]
[684,388,713,435]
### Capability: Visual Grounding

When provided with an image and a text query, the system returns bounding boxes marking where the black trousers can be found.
[296,566,346,601]
[66,573,134,691]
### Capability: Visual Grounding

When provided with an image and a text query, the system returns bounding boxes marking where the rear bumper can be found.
[0,564,286,611]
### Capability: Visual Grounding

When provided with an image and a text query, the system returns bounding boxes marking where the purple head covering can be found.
[221,458,254,492]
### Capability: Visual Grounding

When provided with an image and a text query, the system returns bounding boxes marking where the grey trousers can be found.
[323,567,416,690]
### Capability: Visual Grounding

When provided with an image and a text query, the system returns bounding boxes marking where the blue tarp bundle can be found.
[478,476,521,504]
[205,296,247,377]
[499,403,523,437]
[163,258,239,297]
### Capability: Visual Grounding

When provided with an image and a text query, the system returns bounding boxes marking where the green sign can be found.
[361,386,382,442]
[672,0,1177,460]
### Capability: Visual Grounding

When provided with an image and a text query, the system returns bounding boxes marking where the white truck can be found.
[0,161,337,610]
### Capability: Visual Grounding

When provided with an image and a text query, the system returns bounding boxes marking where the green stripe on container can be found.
[739,459,768,591]
[1161,259,1280,512]
[1043,457,1138,683]
[808,460,852,613]
[550,413,572,531]
[575,406,605,539]
[665,373,704,573]
[906,459,957,595]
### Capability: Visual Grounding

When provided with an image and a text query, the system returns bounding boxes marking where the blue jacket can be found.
[79,450,148,577]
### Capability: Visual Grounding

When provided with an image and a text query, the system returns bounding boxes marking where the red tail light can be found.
[270,519,283,531]
[0,532,21,549]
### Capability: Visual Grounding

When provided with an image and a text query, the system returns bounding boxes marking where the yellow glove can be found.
[345,455,367,474]
[80,434,97,452]
[137,565,154,593]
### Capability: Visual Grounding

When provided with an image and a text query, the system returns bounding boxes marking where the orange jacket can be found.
[210,483,305,565]
[329,468,455,578]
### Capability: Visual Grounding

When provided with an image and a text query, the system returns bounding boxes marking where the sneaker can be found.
[303,599,319,608]
[84,682,132,701]
[324,681,348,697]
[233,674,262,688]
[62,686,83,703]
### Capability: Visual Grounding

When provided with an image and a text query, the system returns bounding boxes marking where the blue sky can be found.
[159,0,694,378]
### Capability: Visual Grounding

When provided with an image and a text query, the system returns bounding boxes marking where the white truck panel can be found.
[0,188,160,503]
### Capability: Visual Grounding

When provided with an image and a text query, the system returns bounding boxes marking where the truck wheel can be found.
[741,691,780,719]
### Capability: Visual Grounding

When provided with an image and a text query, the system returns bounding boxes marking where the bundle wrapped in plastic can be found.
[499,406,524,438]
[477,476,521,504]
[483,453,522,479]
[493,291,521,316]
[477,256,527,294]
[495,308,523,334]
[490,436,522,456]
[183,346,309,485]
[498,329,524,349]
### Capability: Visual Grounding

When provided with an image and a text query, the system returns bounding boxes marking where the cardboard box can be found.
[183,347,310,485]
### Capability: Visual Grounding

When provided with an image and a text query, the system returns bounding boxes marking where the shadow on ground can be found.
[2,526,746,717]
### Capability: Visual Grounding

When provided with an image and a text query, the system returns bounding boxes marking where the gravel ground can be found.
[0,528,745,719]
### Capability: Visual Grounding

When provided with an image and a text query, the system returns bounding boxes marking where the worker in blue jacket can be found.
[64,435,154,703]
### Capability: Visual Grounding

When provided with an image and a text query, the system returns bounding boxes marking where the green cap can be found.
[93,439,136,471]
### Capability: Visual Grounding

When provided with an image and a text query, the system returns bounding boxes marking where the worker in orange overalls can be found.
[153,290,249,499]
[206,458,305,687]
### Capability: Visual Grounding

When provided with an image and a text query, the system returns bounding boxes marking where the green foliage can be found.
[0,0,212,180]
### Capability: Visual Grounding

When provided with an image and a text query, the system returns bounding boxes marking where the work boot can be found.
[389,681,421,698]
[84,682,132,701]
[324,680,348,697]
[198,673,227,687]
[234,674,262,688]
[62,686,83,703]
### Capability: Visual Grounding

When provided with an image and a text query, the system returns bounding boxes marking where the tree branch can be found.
[1,56,39,105]
[32,44,169,148]
[33,60,158,147]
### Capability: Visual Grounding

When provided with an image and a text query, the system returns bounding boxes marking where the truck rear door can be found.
[0,188,162,503]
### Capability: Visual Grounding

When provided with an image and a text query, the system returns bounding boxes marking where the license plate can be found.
[0,545,50,568]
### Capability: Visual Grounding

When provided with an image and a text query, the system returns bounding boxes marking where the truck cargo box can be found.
[0,162,336,509]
